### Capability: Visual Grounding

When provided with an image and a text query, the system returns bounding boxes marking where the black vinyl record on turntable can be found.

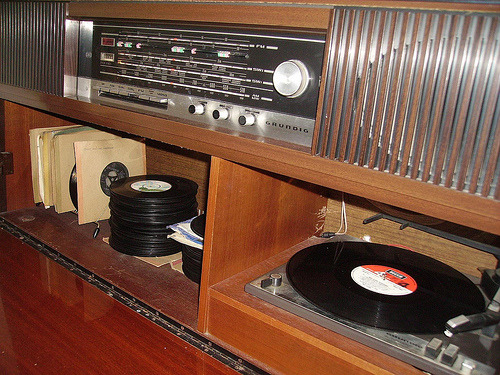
[286,241,486,334]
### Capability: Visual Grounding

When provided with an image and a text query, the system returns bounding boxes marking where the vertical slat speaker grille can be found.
[0,2,66,95]
[317,8,500,199]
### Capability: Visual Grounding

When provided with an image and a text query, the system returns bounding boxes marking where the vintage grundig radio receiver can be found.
[77,21,326,148]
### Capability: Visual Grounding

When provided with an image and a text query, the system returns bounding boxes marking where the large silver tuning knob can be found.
[272,59,310,98]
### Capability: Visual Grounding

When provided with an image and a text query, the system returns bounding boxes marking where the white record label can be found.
[351,265,417,296]
[130,180,172,192]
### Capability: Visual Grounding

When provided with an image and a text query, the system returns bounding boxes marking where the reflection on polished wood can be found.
[0,228,238,375]
[1,207,200,330]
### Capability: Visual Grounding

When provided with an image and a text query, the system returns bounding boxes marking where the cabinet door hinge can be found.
[0,152,13,175]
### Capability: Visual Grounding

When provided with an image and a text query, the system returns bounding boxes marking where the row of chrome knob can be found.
[188,103,256,126]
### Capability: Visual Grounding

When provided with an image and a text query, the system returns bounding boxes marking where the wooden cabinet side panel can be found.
[205,293,422,375]
[0,101,6,212]
[198,157,327,331]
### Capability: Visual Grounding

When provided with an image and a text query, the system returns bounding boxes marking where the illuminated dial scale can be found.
[90,23,325,148]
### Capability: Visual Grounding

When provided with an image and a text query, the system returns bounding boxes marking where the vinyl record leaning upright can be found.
[181,214,206,284]
[109,174,198,257]
[286,241,486,334]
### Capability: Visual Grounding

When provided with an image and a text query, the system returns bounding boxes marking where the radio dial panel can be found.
[82,21,326,148]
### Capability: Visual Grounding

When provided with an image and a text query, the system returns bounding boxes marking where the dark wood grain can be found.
[0,101,5,212]
[146,140,211,212]
[67,1,500,20]
[198,157,327,331]
[0,228,237,375]
[68,2,331,29]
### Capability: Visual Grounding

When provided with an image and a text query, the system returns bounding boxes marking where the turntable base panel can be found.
[243,236,498,375]
[206,237,424,375]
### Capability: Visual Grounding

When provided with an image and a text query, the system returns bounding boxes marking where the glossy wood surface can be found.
[1,207,200,329]
[0,228,237,375]
[0,99,5,212]
[67,1,500,16]
[69,2,331,29]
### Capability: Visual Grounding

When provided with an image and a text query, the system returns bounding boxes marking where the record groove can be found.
[109,175,198,257]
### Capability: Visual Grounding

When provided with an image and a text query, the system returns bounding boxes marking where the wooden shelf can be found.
[1,1,499,372]
[1,86,498,236]
[0,206,200,329]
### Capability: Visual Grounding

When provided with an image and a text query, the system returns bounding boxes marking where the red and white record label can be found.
[351,265,417,296]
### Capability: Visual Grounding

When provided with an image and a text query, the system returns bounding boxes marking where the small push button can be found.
[424,338,443,359]
[441,344,459,366]
[213,108,229,120]
[238,113,256,126]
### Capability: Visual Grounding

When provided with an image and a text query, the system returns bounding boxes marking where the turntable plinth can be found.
[206,238,423,375]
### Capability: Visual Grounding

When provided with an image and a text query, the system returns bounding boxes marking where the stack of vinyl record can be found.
[181,214,205,283]
[108,175,198,257]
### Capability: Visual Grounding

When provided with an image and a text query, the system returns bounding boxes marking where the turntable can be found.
[245,235,499,375]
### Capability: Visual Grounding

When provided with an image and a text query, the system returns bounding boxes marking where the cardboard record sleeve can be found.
[73,138,146,225]
[52,126,120,213]
[29,125,81,206]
